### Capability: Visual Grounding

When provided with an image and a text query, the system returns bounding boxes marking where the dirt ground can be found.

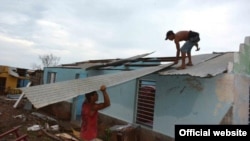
[0,96,80,141]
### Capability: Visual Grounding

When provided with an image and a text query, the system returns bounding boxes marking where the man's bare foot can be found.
[176,66,186,70]
[186,63,193,66]
[196,47,200,51]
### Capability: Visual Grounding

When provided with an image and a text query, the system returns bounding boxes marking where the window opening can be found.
[47,72,56,83]
[75,73,80,79]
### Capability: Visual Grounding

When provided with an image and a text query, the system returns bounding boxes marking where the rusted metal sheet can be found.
[19,64,171,109]
[159,53,234,77]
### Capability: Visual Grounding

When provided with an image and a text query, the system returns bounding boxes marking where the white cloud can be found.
[0,0,249,69]
[0,34,34,47]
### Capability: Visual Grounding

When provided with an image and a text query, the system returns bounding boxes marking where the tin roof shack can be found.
[19,36,250,141]
[0,65,29,95]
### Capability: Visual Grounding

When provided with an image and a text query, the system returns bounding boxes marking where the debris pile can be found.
[0,96,80,141]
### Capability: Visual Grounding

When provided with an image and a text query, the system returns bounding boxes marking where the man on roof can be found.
[165,30,200,69]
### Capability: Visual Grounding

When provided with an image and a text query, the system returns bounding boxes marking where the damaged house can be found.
[18,36,250,141]
[0,66,29,95]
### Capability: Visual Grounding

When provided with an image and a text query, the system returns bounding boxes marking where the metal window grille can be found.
[47,72,56,84]
[136,79,156,128]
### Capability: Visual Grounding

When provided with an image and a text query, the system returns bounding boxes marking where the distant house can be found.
[27,69,44,86]
[20,37,250,141]
[0,65,30,95]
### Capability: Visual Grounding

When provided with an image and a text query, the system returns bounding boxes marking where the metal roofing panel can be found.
[78,62,104,69]
[159,53,234,77]
[85,52,154,70]
[20,64,171,109]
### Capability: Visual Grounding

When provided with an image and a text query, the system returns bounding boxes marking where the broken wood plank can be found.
[15,134,28,141]
[13,82,31,108]
[0,125,22,138]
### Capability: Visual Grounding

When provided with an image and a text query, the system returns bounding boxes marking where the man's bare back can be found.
[174,31,189,42]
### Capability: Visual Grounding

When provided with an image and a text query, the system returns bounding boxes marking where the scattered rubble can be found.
[0,96,80,141]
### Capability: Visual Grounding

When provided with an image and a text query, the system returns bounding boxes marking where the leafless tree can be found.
[32,53,60,70]
[39,53,60,67]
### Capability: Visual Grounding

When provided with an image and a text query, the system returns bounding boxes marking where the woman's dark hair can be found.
[85,91,97,102]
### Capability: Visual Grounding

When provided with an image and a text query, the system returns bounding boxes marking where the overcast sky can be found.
[0,0,250,69]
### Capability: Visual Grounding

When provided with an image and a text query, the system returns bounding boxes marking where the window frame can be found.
[47,72,56,84]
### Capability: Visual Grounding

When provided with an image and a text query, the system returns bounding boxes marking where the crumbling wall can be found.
[232,36,250,124]
[233,36,250,74]
[232,74,250,124]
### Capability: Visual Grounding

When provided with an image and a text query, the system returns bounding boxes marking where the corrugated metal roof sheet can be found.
[20,64,171,109]
[159,53,234,77]
[85,52,154,70]
[78,62,104,69]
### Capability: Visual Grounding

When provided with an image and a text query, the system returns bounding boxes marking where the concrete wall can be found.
[233,36,250,124]
[140,73,234,137]
[232,74,250,124]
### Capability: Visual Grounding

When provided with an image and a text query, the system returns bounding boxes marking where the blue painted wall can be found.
[43,67,87,83]
[98,80,137,122]
[140,74,233,137]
